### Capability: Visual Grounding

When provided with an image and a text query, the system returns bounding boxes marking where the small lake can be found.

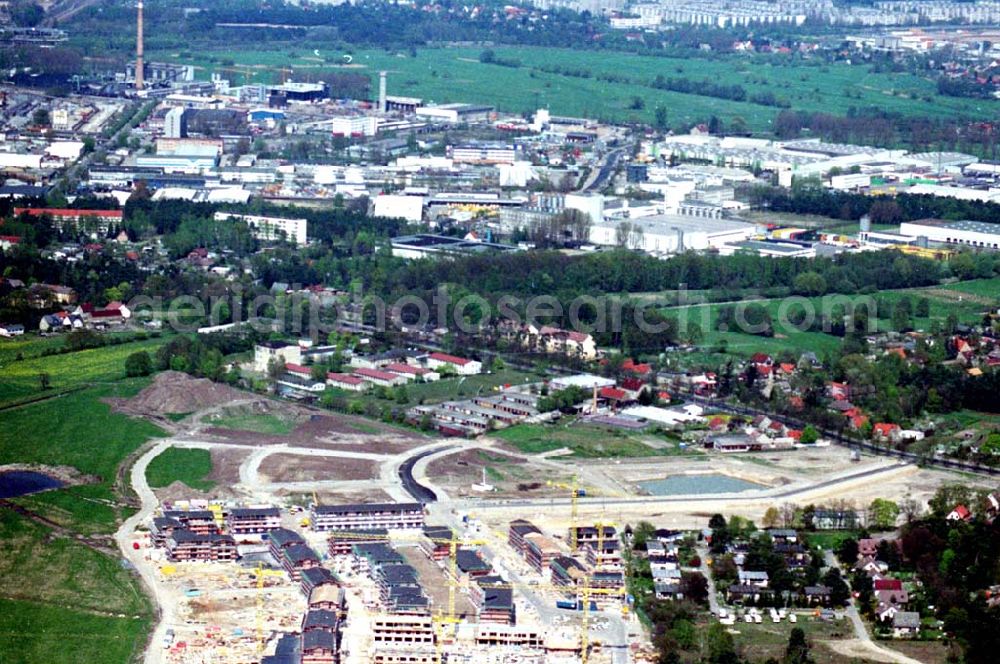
[0,471,64,499]
[639,473,764,496]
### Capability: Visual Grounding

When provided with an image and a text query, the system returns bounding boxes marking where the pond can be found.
[639,473,764,496]
[0,471,64,499]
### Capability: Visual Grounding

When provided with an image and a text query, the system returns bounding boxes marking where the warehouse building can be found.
[899,218,1000,249]
[415,103,493,124]
[589,214,754,254]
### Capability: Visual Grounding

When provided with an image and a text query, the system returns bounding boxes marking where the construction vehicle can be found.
[252,562,285,657]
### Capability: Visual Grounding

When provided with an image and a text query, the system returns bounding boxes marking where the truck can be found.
[555,600,599,611]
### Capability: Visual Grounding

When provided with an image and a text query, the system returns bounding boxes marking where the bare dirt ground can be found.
[821,638,927,664]
[276,488,394,505]
[206,447,250,486]
[112,371,258,416]
[426,448,577,499]
[257,453,379,483]
[196,413,425,454]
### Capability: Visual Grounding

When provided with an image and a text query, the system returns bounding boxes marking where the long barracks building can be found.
[310,502,425,532]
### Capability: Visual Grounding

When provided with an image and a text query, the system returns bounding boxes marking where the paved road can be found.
[822,550,923,664]
[114,440,173,664]
[583,148,626,193]
[459,461,913,512]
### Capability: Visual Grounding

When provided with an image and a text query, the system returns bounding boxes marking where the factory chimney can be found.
[135,1,145,91]
[378,71,387,114]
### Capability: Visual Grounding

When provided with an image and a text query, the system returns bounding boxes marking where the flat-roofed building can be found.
[900,218,1000,250]
[475,624,544,648]
[213,212,307,246]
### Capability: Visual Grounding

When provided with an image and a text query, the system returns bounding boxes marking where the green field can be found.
[406,369,537,404]
[156,45,1000,131]
[0,597,150,664]
[496,420,701,458]
[2,380,166,534]
[0,511,151,664]
[146,447,215,491]
[0,371,165,663]
[208,411,299,435]
[938,276,1000,300]
[0,335,168,406]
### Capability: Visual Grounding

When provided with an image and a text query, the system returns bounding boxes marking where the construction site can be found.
[111,372,980,664]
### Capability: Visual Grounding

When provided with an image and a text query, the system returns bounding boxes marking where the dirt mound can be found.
[123,371,252,416]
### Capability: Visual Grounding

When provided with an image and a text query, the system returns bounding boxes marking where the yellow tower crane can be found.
[487,577,627,664]
[325,529,487,663]
[547,474,581,550]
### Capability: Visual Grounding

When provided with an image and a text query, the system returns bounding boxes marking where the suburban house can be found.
[892,611,921,637]
[532,324,598,360]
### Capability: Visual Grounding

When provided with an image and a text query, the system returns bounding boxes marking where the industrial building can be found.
[390,234,522,260]
[415,103,493,124]
[372,194,425,222]
[589,214,755,254]
[267,82,328,103]
[310,502,425,532]
[449,143,517,165]
[899,218,1000,249]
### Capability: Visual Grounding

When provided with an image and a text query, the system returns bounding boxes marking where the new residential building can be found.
[310,503,425,532]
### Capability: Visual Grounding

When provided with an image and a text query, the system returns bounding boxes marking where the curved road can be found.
[398,447,453,503]
[114,440,173,664]
[460,461,914,513]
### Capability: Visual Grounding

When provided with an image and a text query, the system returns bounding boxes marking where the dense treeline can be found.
[744,185,1000,225]
[384,248,941,299]
[774,108,999,154]
[894,490,1000,664]
[650,75,749,104]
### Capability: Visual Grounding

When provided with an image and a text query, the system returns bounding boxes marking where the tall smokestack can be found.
[136,1,144,91]
[378,71,387,114]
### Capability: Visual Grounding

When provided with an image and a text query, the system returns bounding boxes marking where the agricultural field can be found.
[146,447,215,491]
[155,45,1000,131]
[938,276,1000,301]
[0,334,169,407]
